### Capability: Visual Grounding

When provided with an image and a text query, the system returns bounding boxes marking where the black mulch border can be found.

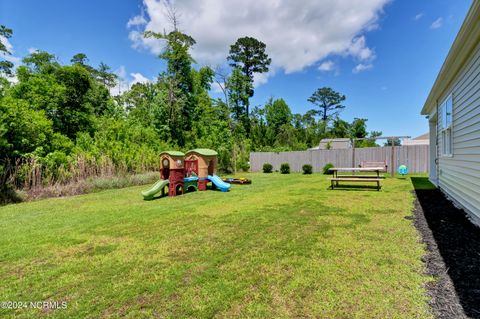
[412,178,480,319]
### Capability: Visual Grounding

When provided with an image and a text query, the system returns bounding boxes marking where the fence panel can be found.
[250,145,429,173]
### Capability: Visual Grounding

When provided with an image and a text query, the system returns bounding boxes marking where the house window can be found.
[439,95,453,156]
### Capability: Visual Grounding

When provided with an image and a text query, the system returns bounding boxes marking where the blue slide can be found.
[207,175,231,192]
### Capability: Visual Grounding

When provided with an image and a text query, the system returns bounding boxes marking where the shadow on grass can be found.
[0,185,23,206]
[328,184,381,191]
[146,184,228,200]
[144,186,170,201]
[411,177,480,318]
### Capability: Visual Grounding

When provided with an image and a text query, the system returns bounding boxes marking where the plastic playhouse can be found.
[141,148,231,200]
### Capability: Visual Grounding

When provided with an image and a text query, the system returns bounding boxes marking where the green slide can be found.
[142,179,169,200]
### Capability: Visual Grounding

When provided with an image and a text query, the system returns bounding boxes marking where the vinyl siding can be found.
[436,38,480,225]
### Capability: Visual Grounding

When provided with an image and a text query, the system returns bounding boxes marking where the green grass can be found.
[0,173,432,318]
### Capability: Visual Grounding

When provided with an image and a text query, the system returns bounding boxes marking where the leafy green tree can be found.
[0,25,14,76]
[0,25,12,53]
[349,119,382,147]
[84,80,116,116]
[123,82,160,126]
[122,79,189,144]
[350,118,368,139]
[330,117,351,138]
[96,62,117,88]
[385,137,401,146]
[291,109,328,148]
[227,68,251,126]
[22,50,59,74]
[274,124,298,149]
[159,75,189,145]
[11,68,67,118]
[227,36,271,117]
[13,61,97,139]
[0,95,55,200]
[144,29,198,145]
[70,53,97,76]
[145,30,195,95]
[265,98,292,132]
[360,130,382,147]
[0,77,10,98]
[53,65,96,138]
[227,36,271,83]
[308,87,346,121]
[250,106,267,147]
[0,96,53,158]
[71,53,89,66]
[190,66,214,120]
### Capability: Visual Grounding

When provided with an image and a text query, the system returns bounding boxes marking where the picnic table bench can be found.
[360,160,388,172]
[329,167,384,191]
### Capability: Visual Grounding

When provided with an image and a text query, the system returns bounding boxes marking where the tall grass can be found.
[1,155,160,203]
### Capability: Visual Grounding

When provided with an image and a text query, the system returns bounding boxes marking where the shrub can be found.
[280,163,290,174]
[263,163,273,173]
[239,162,250,172]
[302,164,313,174]
[323,163,334,175]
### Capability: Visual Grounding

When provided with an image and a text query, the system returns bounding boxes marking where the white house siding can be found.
[436,38,480,225]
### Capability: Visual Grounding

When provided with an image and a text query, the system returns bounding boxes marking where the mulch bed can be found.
[412,178,480,319]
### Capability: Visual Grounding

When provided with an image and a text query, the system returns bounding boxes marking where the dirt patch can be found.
[412,177,480,319]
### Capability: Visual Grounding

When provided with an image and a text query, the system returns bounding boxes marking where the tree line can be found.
[0,22,381,198]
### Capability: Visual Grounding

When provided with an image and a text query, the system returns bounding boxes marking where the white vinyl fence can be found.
[250,145,429,173]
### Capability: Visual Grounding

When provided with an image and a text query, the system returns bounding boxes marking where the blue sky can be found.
[0,0,472,137]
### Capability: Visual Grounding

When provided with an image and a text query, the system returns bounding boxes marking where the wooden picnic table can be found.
[328,167,384,190]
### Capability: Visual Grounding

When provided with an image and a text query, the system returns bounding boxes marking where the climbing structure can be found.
[142,148,230,200]
[185,149,218,191]
[159,151,185,197]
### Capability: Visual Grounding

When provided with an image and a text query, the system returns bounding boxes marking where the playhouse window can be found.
[162,159,169,168]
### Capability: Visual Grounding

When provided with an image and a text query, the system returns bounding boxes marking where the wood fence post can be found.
[352,139,356,175]
[391,143,395,177]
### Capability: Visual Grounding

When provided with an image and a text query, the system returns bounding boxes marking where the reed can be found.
[1,154,159,203]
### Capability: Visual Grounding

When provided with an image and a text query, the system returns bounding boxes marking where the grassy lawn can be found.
[0,173,432,318]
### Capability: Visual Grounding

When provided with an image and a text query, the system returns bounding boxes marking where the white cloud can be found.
[345,35,375,61]
[7,74,19,84]
[0,36,21,72]
[110,66,128,95]
[130,72,150,85]
[352,63,373,73]
[0,35,13,53]
[318,60,335,72]
[116,65,127,79]
[211,81,225,94]
[110,66,152,95]
[430,17,443,29]
[127,14,147,28]
[253,71,271,88]
[1,53,21,65]
[414,13,424,21]
[28,47,38,54]
[128,0,389,83]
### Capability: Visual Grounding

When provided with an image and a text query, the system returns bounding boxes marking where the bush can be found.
[263,163,273,173]
[302,164,313,174]
[239,161,250,172]
[280,163,290,174]
[323,163,334,175]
